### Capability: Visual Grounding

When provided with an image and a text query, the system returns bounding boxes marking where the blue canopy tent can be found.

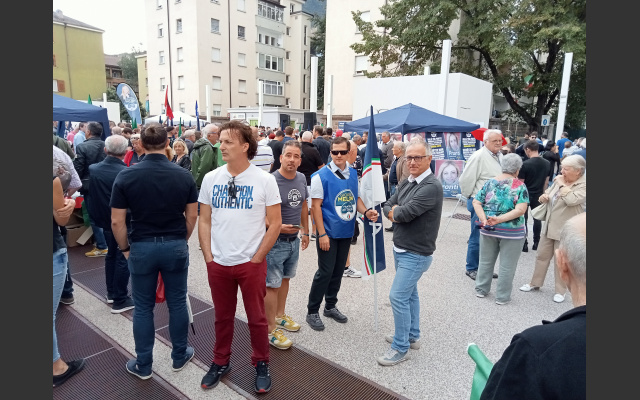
[343,103,480,137]
[53,93,111,140]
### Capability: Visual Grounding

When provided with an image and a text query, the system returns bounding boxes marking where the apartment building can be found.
[136,54,150,113]
[53,10,107,100]
[145,0,312,119]
[105,54,127,90]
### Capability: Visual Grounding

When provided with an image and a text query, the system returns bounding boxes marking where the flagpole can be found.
[370,105,379,332]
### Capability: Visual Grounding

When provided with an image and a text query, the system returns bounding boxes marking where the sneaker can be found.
[85,247,108,257]
[323,307,348,323]
[53,359,86,387]
[268,328,292,350]
[493,273,498,279]
[59,296,75,305]
[125,359,152,380]
[519,283,540,292]
[465,270,477,280]
[201,362,230,389]
[384,226,394,232]
[475,291,486,298]
[553,293,565,303]
[111,297,135,314]
[105,294,114,304]
[343,265,362,278]
[306,313,325,331]
[172,346,195,371]
[385,335,421,350]
[377,348,411,366]
[254,361,272,393]
[275,314,300,332]
[495,299,511,305]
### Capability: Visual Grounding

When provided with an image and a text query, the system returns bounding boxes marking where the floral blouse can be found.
[475,178,529,239]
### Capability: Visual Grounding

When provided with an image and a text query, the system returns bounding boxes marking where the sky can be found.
[52,0,147,55]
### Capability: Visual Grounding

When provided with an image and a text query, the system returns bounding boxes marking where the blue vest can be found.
[314,165,358,239]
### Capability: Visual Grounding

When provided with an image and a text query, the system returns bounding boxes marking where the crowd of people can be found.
[53,120,586,397]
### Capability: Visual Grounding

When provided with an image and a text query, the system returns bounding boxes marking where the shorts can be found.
[266,237,300,288]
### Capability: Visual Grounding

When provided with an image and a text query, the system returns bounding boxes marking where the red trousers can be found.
[207,259,269,366]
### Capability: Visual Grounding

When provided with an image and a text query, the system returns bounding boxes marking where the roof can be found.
[104,54,122,67]
[52,10,104,32]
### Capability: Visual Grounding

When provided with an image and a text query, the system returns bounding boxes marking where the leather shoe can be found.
[532,242,539,251]
[384,227,394,232]
[493,273,498,279]
[522,242,528,252]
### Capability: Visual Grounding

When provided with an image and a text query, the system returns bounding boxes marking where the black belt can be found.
[133,235,185,243]
[277,236,298,242]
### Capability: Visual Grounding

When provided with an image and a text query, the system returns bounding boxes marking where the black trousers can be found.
[524,195,542,245]
[307,237,351,314]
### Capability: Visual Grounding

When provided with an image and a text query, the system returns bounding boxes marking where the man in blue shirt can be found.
[556,131,572,158]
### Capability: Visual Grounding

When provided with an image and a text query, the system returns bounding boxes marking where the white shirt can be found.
[249,144,274,172]
[310,161,352,200]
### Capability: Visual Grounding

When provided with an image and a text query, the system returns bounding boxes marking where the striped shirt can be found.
[250,144,275,172]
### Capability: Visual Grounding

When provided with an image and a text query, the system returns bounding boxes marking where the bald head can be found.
[301,131,313,142]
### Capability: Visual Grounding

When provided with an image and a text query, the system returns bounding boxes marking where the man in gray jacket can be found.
[379,140,443,366]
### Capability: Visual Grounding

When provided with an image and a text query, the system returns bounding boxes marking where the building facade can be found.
[136,53,150,114]
[145,0,311,120]
[53,10,107,100]
[105,54,126,90]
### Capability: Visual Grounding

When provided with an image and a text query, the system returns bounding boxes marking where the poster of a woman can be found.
[445,132,462,159]
[436,159,464,198]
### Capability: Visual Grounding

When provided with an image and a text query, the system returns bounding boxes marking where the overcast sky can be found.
[52,0,147,55]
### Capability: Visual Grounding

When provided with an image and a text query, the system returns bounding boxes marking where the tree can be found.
[118,51,140,93]
[106,86,147,122]
[351,0,586,132]
[310,3,326,111]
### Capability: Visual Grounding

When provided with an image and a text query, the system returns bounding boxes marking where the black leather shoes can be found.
[384,227,394,232]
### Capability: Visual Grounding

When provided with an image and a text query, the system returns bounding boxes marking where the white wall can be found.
[352,73,491,128]
[79,100,121,124]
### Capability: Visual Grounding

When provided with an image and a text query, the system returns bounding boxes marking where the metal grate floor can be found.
[67,244,408,400]
[451,213,471,221]
[53,305,187,399]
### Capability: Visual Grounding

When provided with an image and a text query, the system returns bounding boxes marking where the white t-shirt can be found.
[198,164,281,266]
[249,144,275,172]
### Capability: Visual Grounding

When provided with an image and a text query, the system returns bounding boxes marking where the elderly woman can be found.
[473,153,529,305]
[519,155,586,303]
[171,139,191,170]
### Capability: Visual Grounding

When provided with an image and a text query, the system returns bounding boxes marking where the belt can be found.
[277,235,298,242]
[133,235,185,243]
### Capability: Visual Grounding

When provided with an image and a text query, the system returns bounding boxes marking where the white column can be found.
[554,52,573,143]
[310,56,318,112]
[326,75,334,129]
[102,92,107,105]
[423,65,430,75]
[258,80,264,126]
[205,85,211,123]
[437,39,452,115]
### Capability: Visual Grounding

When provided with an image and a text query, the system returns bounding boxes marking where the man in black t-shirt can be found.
[268,130,285,172]
[518,140,550,252]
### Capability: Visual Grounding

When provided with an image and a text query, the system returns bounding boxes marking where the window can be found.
[258,1,283,22]
[211,18,219,33]
[286,51,290,60]
[238,53,246,66]
[158,23,164,37]
[239,80,247,93]
[144,60,147,69]
[304,26,307,45]
[259,33,281,47]
[303,50,307,69]
[160,77,166,90]
[53,79,65,92]
[286,98,290,107]
[286,27,290,36]
[53,54,56,67]
[355,55,369,75]
[212,104,222,116]
[286,75,289,83]
[159,51,165,64]
[177,47,184,61]
[212,47,221,62]
[237,0,245,11]
[356,11,370,33]
[262,80,283,96]
[179,103,185,112]
[176,19,182,33]
[145,78,148,87]
[303,75,306,93]
[303,98,306,109]
[290,4,294,14]
[258,53,284,72]
[212,76,222,90]
[178,75,185,89]
[238,25,245,39]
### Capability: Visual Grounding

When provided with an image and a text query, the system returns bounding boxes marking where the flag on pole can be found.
[87,94,92,105]
[196,101,201,131]
[132,119,137,129]
[178,118,182,137]
[360,105,387,279]
[164,86,174,123]
[467,343,494,400]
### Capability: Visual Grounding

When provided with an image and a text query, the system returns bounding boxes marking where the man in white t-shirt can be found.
[249,126,274,172]
[197,121,282,393]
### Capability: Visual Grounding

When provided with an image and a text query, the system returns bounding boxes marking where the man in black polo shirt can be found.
[312,125,330,166]
[268,130,285,172]
[111,123,198,380]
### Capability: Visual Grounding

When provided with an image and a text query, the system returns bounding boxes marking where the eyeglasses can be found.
[228,176,237,199]
[406,155,428,163]
[331,150,349,156]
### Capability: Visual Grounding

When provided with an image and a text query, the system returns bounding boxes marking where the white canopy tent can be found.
[144,110,203,127]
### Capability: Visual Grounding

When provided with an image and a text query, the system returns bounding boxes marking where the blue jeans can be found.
[465,198,480,272]
[53,247,68,363]
[128,239,190,374]
[389,250,433,353]
[266,237,300,288]
[103,230,131,304]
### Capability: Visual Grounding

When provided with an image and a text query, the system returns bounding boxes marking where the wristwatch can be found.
[118,244,130,252]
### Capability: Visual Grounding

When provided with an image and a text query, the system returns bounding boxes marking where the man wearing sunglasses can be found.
[197,120,282,393]
[306,136,379,331]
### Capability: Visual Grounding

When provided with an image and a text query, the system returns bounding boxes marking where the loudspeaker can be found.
[279,114,290,131]
[303,112,316,131]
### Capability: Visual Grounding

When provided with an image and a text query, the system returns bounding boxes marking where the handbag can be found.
[530,202,548,220]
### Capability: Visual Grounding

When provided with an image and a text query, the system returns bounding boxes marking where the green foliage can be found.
[118,52,139,88]
[310,10,326,110]
[351,0,586,131]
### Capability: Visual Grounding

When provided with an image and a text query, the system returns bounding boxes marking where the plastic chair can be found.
[467,343,494,400]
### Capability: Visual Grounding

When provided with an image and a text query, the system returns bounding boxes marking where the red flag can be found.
[164,87,174,120]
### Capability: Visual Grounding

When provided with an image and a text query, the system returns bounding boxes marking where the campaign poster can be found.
[461,131,481,160]
[404,132,425,142]
[390,132,402,142]
[435,159,465,198]
[444,132,464,160]
[116,83,142,125]
[425,132,445,160]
